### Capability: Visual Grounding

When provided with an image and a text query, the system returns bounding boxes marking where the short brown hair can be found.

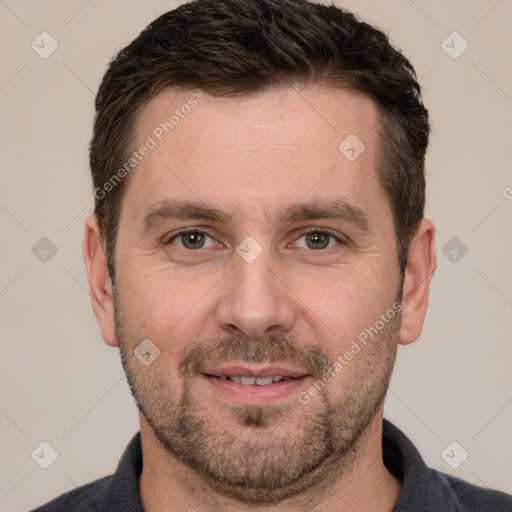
[90,0,429,277]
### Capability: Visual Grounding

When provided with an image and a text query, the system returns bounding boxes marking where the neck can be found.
[138,410,401,512]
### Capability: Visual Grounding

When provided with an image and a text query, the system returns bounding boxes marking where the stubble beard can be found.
[115,304,399,504]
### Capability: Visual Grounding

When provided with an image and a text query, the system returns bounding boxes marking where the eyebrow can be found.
[140,198,369,234]
[275,200,369,231]
[141,201,230,233]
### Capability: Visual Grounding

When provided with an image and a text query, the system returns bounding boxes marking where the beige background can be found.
[1,1,511,510]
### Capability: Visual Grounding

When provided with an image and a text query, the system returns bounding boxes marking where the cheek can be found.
[117,265,222,347]
[290,267,395,351]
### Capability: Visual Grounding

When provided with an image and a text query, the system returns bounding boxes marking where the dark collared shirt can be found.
[31,420,512,511]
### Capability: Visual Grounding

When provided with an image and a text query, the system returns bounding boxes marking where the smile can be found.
[201,365,310,406]
[214,375,289,385]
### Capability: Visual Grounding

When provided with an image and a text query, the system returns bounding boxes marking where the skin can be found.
[83,86,436,511]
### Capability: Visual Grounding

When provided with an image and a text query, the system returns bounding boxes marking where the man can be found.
[32,0,511,510]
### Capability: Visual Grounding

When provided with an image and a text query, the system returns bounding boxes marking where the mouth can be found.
[211,375,292,385]
[202,365,311,405]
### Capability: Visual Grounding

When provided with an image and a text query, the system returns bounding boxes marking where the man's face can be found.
[112,87,402,502]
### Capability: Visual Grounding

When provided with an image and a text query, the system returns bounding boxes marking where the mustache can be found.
[179,334,331,380]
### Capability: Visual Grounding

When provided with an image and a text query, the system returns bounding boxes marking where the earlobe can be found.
[398,219,437,345]
[82,214,118,347]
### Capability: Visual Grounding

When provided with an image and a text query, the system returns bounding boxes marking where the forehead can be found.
[136,85,378,157]
[122,86,386,225]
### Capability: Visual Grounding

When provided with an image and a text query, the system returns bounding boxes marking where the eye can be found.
[168,230,217,250]
[293,230,341,250]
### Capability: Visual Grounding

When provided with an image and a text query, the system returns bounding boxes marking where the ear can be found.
[82,214,118,347]
[398,218,436,345]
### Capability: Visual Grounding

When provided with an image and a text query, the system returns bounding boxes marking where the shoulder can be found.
[383,420,512,512]
[30,432,143,511]
[30,476,111,512]
[431,469,512,512]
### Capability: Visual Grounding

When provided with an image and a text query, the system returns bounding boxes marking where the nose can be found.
[215,249,296,339]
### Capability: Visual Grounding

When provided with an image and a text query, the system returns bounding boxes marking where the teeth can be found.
[224,375,286,385]
[255,376,273,386]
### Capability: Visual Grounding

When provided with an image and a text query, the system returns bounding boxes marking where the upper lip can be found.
[203,364,309,379]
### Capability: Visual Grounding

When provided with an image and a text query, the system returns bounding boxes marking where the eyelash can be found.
[165,227,347,251]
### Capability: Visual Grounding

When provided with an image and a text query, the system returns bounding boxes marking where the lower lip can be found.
[203,375,309,406]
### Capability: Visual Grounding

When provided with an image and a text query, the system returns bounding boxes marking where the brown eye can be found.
[304,232,331,249]
[181,232,205,249]
[169,231,216,250]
